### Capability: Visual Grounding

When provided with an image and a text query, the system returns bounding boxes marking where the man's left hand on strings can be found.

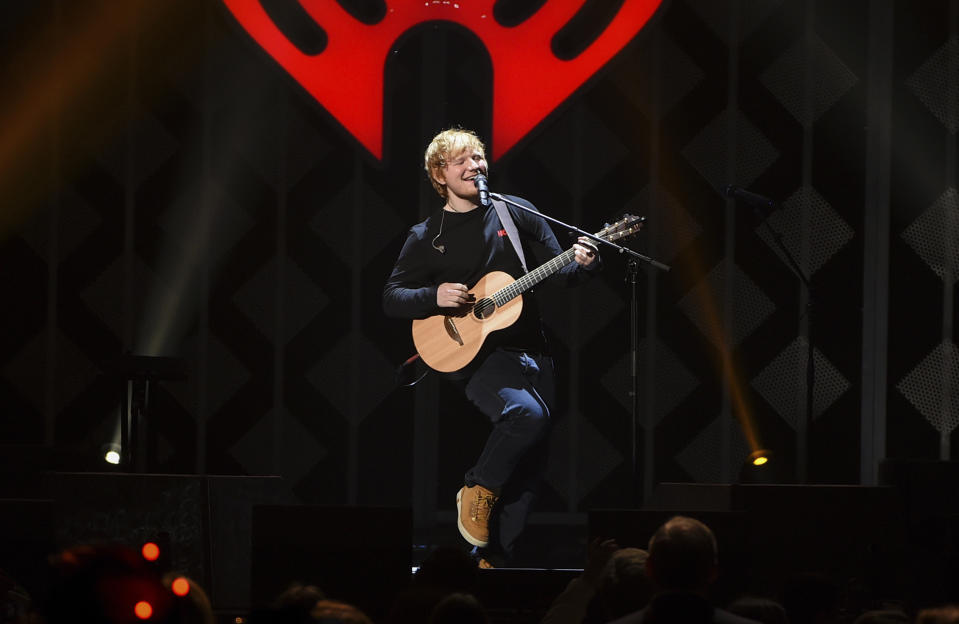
[573,237,599,267]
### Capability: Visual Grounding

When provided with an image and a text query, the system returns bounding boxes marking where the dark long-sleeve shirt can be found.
[383,195,598,356]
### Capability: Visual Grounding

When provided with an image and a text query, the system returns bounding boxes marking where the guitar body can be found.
[412,271,523,373]
[409,214,644,374]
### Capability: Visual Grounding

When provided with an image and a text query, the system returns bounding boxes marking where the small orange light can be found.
[753,456,768,466]
[171,577,191,596]
[134,600,153,619]
[141,542,160,561]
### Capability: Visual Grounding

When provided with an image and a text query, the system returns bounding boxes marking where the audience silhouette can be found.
[608,516,760,624]
[542,540,654,624]
[3,521,958,624]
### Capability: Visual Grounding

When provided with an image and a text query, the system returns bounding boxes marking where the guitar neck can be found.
[491,248,576,306]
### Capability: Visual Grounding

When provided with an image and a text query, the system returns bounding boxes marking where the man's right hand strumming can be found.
[437,282,473,308]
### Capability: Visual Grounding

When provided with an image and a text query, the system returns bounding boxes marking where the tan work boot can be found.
[456,484,498,548]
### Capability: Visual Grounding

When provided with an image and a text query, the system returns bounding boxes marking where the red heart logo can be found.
[222,0,662,160]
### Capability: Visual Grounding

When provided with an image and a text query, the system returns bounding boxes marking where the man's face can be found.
[435,148,488,202]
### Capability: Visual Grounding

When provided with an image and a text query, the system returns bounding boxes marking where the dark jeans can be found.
[462,348,555,559]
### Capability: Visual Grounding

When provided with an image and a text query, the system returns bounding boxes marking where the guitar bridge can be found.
[444,316,464,346]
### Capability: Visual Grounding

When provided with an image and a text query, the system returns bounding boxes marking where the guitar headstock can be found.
[595,214,645,243]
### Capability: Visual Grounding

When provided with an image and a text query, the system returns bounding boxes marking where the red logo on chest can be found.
[497,229,508,238]
[221,0,662,161]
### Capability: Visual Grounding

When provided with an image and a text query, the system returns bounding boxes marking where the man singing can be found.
[383,128,600,566]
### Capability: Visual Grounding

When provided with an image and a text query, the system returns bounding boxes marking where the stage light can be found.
[170,577,190,597]
[103,412,123,467]
[141,542,160,562]
[749,450,771,466]
[103,442,122,465]
[134,601,153,620]
[739,449,780,484]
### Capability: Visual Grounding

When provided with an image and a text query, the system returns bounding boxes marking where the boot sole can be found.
[456,487,489,548]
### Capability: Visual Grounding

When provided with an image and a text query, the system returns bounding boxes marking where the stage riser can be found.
[250,505,412,621]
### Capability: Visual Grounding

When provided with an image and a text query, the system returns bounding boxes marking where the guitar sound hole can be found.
[472,298,496,320]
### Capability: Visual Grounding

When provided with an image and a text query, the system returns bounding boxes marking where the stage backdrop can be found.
[1,0,956,532]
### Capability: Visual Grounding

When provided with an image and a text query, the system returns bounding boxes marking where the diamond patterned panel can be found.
[134,186,257,354]
[682,109,780,192]
[528,108,631,198]
[176,19,269,114]
[157,182,256,267]
[16,187,101,263]
[233,255,330,344]
[211,92,336,191]
[540,274,626,351]
[612,30,704,120]
[82,255,165,342]
[752,336,850,430]
[756,185,854,275]
[677,261,777,348]
[231,407,327,481]
[164,334,251,417]
[306,331,395,425]
[687,0,782,47]
[897,341,959,436]
[601,338,700,425]
[544,411,623,506]
[675,415,751,483]
[760,34,859,126]
[1,328,100,415]
[906,36,959,133]
[309,181,408,266]
[901,187,959,283]
[95,113,179,186]
[625,186,703,262]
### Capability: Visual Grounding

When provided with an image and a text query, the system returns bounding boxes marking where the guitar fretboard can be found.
[491,248,577,306]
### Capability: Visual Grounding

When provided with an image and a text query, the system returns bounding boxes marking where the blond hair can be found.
[424,128,486,198]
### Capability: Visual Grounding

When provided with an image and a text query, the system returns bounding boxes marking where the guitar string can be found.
[471,219,637,315]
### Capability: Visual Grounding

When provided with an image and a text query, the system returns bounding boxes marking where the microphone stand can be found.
[746,200,814,484]
[488,193,670,270]
[625,257,641,505]
[488,192,670,504]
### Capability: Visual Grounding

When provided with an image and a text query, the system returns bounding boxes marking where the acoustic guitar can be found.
[411,215,644,372]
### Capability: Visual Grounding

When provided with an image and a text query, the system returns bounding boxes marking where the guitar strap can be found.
[491,198,528,274]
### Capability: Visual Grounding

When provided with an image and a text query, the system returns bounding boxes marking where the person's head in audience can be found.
[645,516,718,595]
[272,583,328,623]
[851,609,909,624]
[311,599,373,624]
[388,547,479,624]
[917,606,959,624]
[162,574,214,624]
[428,592,487,624]
[726,596,788,624]
[595,547,655,619]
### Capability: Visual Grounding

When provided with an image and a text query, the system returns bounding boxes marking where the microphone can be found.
[474,173,491,208]
[723,185,777,211]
